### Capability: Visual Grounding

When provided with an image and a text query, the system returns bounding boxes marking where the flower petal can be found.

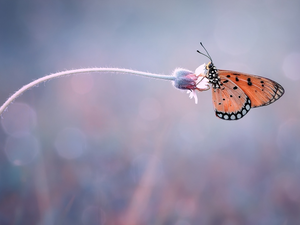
[196,77,210,90]
[187,90,198,104]
[195,63,206,76]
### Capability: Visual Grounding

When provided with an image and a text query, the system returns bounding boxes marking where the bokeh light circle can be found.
[1,102,37,137]
[54,127,86,160]
[4,134,40,166]
[282,52,300,80]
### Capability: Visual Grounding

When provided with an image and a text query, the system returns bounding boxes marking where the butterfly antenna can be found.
[197,42,213,62]
[196,50,209,58]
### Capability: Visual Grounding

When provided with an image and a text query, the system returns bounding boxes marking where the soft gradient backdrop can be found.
[0,0,299,224]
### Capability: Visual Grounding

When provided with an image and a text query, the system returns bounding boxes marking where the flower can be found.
[172,64,210,104]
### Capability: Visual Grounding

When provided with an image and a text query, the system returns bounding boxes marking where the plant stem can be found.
[0,67,175,115]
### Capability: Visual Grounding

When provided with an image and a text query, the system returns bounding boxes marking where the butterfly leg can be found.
[196,76,210,91]
[196,76,206,85]
[197,84,210,92]
[197,86,210,91]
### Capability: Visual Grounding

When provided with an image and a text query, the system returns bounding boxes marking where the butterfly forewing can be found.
[218,70,285,108]
[212,77,251,120]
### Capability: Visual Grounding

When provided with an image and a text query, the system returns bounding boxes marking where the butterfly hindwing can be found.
[212,77,251,120]
[218,70,285,108]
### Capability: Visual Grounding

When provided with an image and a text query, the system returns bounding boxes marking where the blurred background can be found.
[0,0,299,224]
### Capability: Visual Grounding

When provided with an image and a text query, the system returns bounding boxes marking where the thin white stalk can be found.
[0,67,175,115]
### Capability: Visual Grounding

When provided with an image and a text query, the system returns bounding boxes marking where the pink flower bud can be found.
[173,69,198,90]
[172,64,210,104]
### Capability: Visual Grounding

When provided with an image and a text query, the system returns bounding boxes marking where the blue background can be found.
[0,0,299,224]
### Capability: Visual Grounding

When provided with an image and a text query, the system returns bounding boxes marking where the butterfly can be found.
[197,43,285,120]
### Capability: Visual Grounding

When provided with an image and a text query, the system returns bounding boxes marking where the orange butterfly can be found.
[197,43,285,120]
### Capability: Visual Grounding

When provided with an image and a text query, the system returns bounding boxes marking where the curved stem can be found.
[0,67,175,115]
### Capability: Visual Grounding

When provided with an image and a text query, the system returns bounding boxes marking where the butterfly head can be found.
[197,43,216,74]
[197,43,221,89]
[205,61,214,71]
[205,61,217,73]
